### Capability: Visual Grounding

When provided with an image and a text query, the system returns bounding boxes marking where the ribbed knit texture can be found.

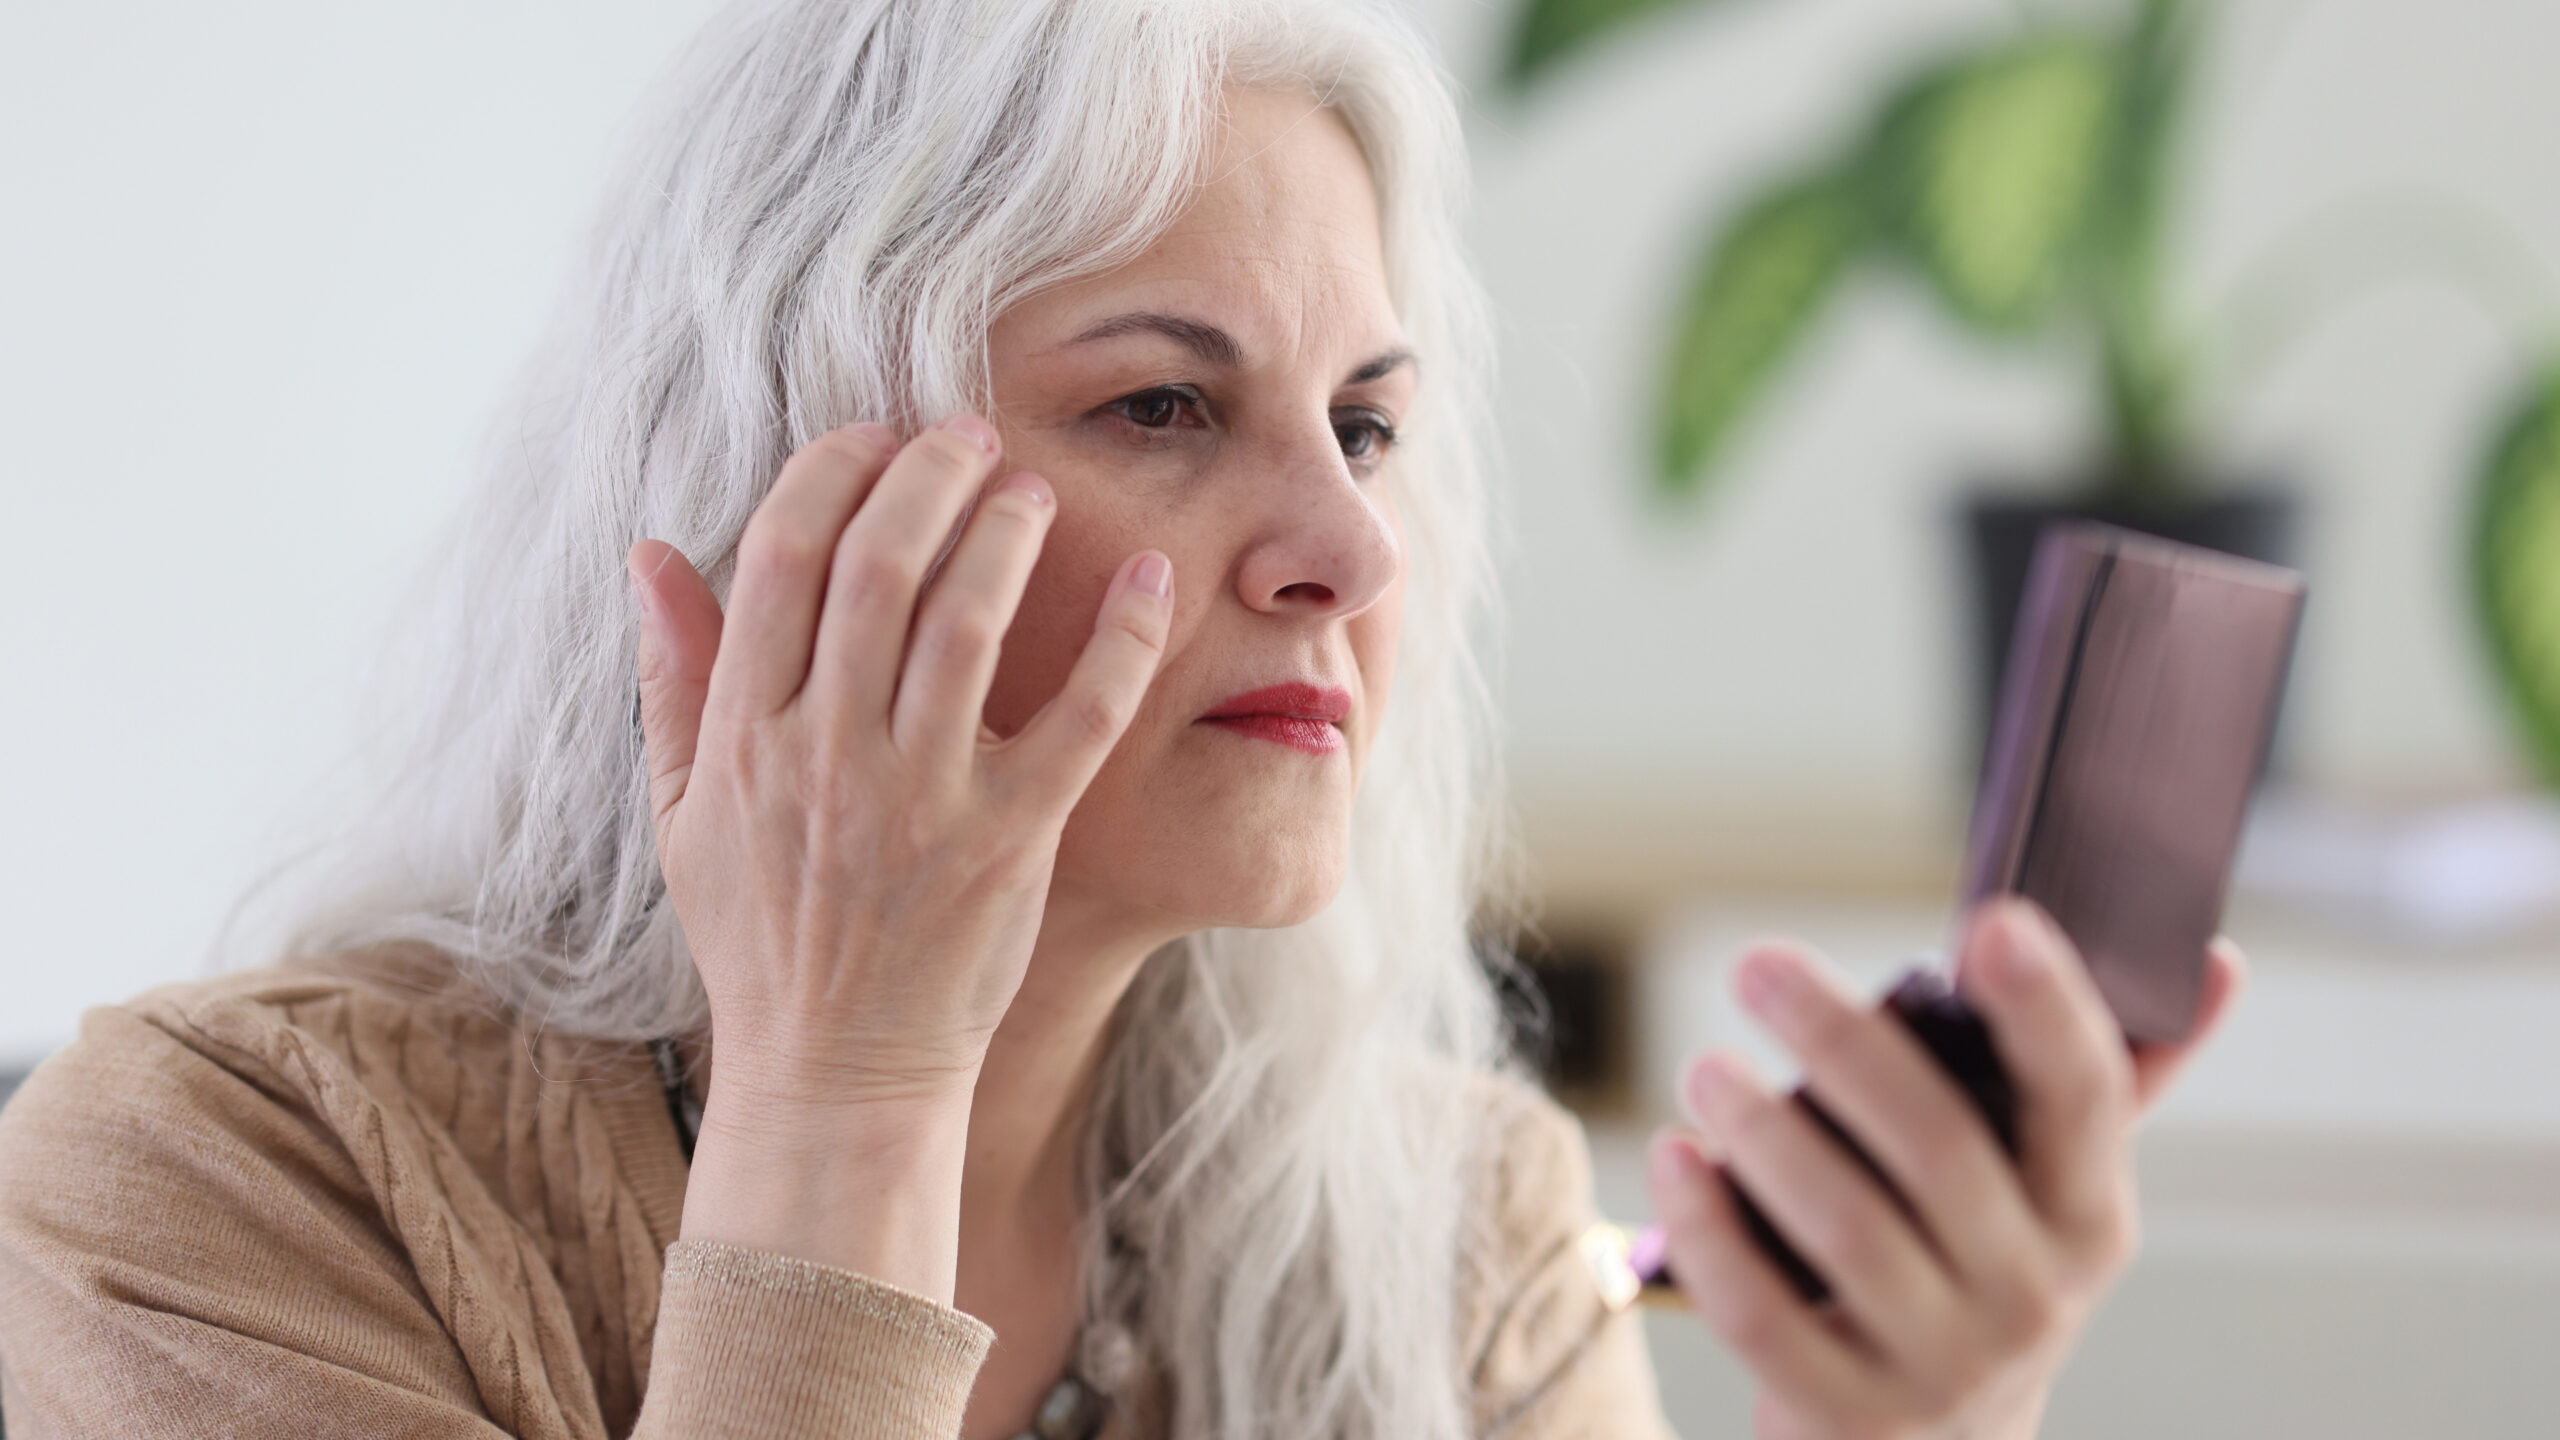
[0,956,1672,1438]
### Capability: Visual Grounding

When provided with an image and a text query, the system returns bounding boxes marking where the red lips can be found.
[1195,682,1351,756]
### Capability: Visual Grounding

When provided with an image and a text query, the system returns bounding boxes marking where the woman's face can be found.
[982,86,1410,937]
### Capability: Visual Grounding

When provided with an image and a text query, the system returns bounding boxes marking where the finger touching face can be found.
[982,86,1412,935]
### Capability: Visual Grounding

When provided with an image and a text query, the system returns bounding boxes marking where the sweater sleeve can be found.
[1462,1080,1681,1440]
[631,1240,990,1437]
[0,995,990,1440]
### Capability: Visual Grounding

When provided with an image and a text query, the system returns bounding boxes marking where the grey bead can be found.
[1034,1376,1103,1438]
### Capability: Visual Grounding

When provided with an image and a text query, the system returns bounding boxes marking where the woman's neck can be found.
[961,916,1153,1220]
[952,890,1181,1435]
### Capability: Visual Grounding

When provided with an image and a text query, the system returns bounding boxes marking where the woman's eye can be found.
[1110,386,1201,430]
[1333,408,1398,463]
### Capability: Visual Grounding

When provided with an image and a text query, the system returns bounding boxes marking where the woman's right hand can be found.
[623,414,1173,1297]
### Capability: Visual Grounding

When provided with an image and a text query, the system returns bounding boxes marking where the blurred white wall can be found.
[0,0,728,1060]
[6,0,2558,1058]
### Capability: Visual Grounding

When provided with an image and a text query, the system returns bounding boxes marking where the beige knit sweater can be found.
[0,955,1676,1439]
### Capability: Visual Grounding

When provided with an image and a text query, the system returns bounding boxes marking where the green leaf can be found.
[1504,0,1720,90]
[2089,0,2200,485]
[1655,172,1865,495]
[2474,369,2560,788]
[1867,35,2118,333]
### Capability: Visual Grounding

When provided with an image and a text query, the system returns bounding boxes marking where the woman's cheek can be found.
[981,521,1124,739]
[1348,575,1403,776]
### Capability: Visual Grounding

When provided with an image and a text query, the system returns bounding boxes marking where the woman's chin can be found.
[1221,865,1344,931]
[1063,835,1347,937]
[1057,757,1357,933]
[1182,805,1353,928]
[1140,843,1346,932]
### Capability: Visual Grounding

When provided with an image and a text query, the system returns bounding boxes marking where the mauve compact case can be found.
[1957,522,2306,1042]
[1598,522,2308,1308]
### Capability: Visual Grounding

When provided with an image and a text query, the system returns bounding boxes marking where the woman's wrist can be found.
[677,1073,978,1304]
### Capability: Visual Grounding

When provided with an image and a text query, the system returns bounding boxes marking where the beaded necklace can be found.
[649,1038,1109,1440]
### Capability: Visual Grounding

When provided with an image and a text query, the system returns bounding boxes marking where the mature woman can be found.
[0,2,2241,1437]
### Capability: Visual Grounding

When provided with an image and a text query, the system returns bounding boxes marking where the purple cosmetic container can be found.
[1606,523,2305,1308]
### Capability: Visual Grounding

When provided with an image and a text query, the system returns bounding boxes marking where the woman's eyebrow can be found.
[1063,313,1416,387]
[1067,312,1243,367]
[1345,347,1414,386]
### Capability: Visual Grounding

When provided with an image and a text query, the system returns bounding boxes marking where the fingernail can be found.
[1131,552,1172,598]
[995,472,1051,508]
[1734,947,1800,1024]
[1648,1131,1696,1193]
[1650,1129,1715,1193]
[937,413,999,454]
[1995,904,2052,981]
[1676,1132,1720,1186]
[1684,1053,1740,1125]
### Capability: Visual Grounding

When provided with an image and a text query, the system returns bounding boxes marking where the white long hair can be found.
[245,2,1518,1436]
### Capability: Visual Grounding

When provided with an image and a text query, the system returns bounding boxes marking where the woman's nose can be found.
[1231,426,1402,619]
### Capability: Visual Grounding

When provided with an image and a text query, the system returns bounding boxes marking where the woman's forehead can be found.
[996,92,1406,377]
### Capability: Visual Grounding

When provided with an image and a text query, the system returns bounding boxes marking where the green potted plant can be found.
[2473,371,2560,789]
[1501,0,2560,784]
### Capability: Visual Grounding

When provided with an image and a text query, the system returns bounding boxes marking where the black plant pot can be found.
[1960,486,2304,777]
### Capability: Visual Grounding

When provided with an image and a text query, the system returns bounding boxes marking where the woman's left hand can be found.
[1645,897,2246,1440]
